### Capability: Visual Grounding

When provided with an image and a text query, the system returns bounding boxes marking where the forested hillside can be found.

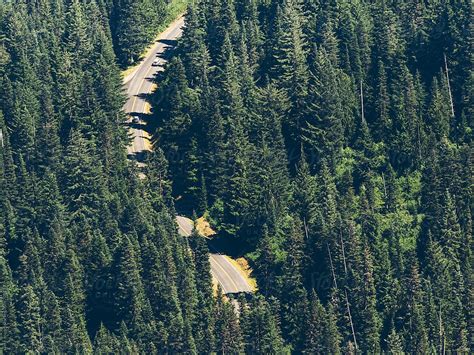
[0,1,227,353]
[108,0,168,65]
[0,0,472,353]
[153,0,473,353]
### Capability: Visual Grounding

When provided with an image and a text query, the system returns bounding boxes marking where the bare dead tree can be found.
[345,289,358,351]
[360,81,366,125]
[444,53,455,118]
[340,223,358,351]
[327,243,338,289]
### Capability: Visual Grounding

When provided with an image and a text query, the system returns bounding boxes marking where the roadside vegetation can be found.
[120,0,189,77]
[153,0,473,353]
[0,1,228,353]
[109,0,188,67]
[0,0,472,354]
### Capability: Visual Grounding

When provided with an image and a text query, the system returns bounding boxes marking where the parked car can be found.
[131,115,140,124]
[152,58,160,67]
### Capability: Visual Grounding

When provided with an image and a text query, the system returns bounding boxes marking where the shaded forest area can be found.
[153,0,473,353]
[0,0,472,354]
[108,0,169,65]
[1,1,241,353]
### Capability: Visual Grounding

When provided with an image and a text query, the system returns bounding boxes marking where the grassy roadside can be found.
[160,0,188,33]
[121,0,188,79]
[225,256,258,292]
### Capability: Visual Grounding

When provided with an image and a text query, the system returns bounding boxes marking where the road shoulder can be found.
[122,15,185,84]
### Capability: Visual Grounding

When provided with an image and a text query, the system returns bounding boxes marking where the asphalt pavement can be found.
[123,18,253,295]
[123,17,185,163]
[176,216,253,294]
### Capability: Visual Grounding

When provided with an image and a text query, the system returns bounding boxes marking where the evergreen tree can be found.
[279,218,309,352]
[16,285,41,353]
[255,225,280,296]
[241,296,287,354]
[112,237,148,341]
[1,0,472,352]
[292,148,318,225]
[303,47,345,167]
[401,261,429,354]
[271,0,308,159]
[303,290,326,354]
[0,256,20,352]
[189,232,215,353]
[214,287,243,354]
[110,0,166,65]
[372,60,392,142]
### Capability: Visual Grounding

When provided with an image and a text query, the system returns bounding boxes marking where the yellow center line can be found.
[129,62,158,152]
[131,64,155,112]
[210,254,239,292]
[223,255,253,291]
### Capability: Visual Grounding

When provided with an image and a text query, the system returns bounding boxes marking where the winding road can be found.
[176,216,254,294]
[123,17,184,162]
[123,17,253,295]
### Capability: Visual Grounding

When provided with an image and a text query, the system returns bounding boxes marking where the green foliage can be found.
[110,0,167,65]
[0,1,216,353]
[0,0,472,353]
[240,295,288,354]
[152,0,472,352]
[214,287,243,353]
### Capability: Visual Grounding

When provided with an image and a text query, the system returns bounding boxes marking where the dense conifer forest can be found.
[154,0,473,353]
[0,0,472,354]
[0,0,217,353]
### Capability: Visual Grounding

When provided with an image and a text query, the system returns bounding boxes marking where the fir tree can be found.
[189,232,215,353]
[303,47,345,167]
[271,0,308,159]
[280,218,309,352]
[214,286,243,354]
[242,296,287,354]
[16,285,41,353]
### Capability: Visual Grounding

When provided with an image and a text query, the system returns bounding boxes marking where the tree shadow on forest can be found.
[145,43,178,145]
